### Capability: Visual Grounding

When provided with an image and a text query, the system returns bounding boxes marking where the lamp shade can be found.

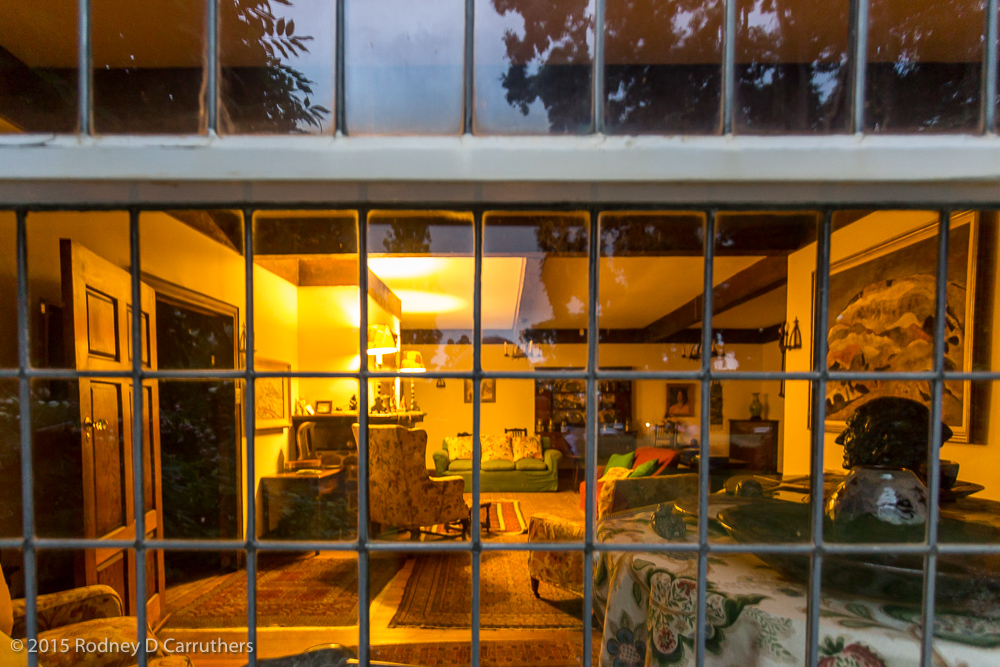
[400,350,426,373]
[366,324,398,356]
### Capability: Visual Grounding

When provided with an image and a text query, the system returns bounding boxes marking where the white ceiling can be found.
[369,254,787,333]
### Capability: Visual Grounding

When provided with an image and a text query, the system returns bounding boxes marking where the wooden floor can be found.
[157,489,589,665]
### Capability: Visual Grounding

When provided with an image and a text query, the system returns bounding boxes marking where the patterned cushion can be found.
[511,435,543,461]
[598,467,632,518]
[444,435,474,460]
[481,434,514,462]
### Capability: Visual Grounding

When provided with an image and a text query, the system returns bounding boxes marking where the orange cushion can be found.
[633,447,679,476]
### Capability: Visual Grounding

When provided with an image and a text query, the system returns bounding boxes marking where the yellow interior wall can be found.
[783,211,1000,500]
[411,341,783,469]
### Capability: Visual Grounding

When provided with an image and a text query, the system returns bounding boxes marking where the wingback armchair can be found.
[352,425,469,538]
[0,563,191,667]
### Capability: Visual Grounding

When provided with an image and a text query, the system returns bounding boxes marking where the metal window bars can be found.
[56,0,1000,136]
[1,204,998,667]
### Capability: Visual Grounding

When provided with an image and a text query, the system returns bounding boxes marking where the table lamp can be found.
[400,350,426,411]
[366,324,398,366]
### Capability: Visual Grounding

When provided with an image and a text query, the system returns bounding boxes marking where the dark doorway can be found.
[155,295,241,585]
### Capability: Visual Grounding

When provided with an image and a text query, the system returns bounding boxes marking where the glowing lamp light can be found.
[400,349,426,411]
[366,324,398,364]
[400,350,426,373]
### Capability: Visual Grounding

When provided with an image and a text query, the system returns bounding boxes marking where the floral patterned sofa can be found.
[1,563,190,667]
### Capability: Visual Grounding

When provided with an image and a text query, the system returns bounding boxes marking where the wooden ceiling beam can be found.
[643,255,788,343]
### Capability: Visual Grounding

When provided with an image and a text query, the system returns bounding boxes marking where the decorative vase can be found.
[748,393,763,420]
[826,466,928,527]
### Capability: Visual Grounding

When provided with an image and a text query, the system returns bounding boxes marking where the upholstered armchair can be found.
[352,425,469,538]
[0,564,191,667]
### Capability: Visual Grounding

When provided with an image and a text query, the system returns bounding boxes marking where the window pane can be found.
[160,549,248,653]
[604,0,723,134]
[91,0,207,134]
[866,0,985,133]
[0,1,78,133]
[482,211,590,371]
[141,210,246,372]
[220,0,335,134]
[0,379,20,537]
[0,211,15,368]
[735,0,851,133]
[345,0,464,135]
[368,210,474,372]
[714,211,819,374]
[598,211,705,371]
[474,0,594,134]
[27,211,131,370]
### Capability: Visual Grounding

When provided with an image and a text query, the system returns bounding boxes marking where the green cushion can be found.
[606,451,635,471]
[448,459,473,472]
[481,459,517,472]
[515,458,549,471]
[628,459,659,478]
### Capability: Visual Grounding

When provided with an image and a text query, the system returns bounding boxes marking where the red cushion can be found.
[632,447,680,476]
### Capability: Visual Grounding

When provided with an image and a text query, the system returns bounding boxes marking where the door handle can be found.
[84,418,109,432]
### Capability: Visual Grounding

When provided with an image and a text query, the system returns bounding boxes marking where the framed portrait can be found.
[666,383,696,418]
[464,378,497,403]
[314,400,333,414]
[254,357,291,430]
[823,211,979,442]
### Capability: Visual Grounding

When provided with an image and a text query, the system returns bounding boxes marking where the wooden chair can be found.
[286,422,322,471]
[505,427,528,437]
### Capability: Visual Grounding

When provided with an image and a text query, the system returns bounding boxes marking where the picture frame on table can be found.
[314,400,333,415]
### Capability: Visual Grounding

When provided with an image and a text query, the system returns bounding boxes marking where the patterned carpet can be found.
[164,553,402,628]
[389,551,583,629]
[487,500,528,534]
[372,640,600,667]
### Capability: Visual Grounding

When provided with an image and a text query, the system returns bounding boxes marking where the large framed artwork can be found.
[255,357,291,430]
[824,212,979,442]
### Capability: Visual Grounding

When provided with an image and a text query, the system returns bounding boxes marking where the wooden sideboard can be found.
[728,419,779,472]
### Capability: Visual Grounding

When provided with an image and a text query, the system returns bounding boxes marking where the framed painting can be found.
[666,382,696,418]
[824,211,979,442]
[254,357,291,430]
[464,378,497,403]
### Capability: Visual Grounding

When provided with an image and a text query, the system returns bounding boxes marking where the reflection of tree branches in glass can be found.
[491,0,593,133]
[221,0,331,133]
[735,0,849,132]
[381,221,431,254]
[604,0,723,132]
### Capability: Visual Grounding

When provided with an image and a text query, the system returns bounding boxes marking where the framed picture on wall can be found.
[464,378,497,403]
[822,211,980,442]
[254,357,291,430]
[666,383,696,417]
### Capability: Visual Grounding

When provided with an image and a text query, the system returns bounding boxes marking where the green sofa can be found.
[432,436,562,492]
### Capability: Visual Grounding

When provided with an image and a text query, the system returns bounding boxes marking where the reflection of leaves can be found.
[492,0,593,132]
[221,0,331,133]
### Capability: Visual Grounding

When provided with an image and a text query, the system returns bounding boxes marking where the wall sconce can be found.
[366,324,398,365]
[777,318,802,398]
[778,318,803,353]
[435,378,446,388]
[399,350,426,411]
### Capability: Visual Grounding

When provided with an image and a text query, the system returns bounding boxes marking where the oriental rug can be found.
[163,553,402,628]
[388,551,583,629]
